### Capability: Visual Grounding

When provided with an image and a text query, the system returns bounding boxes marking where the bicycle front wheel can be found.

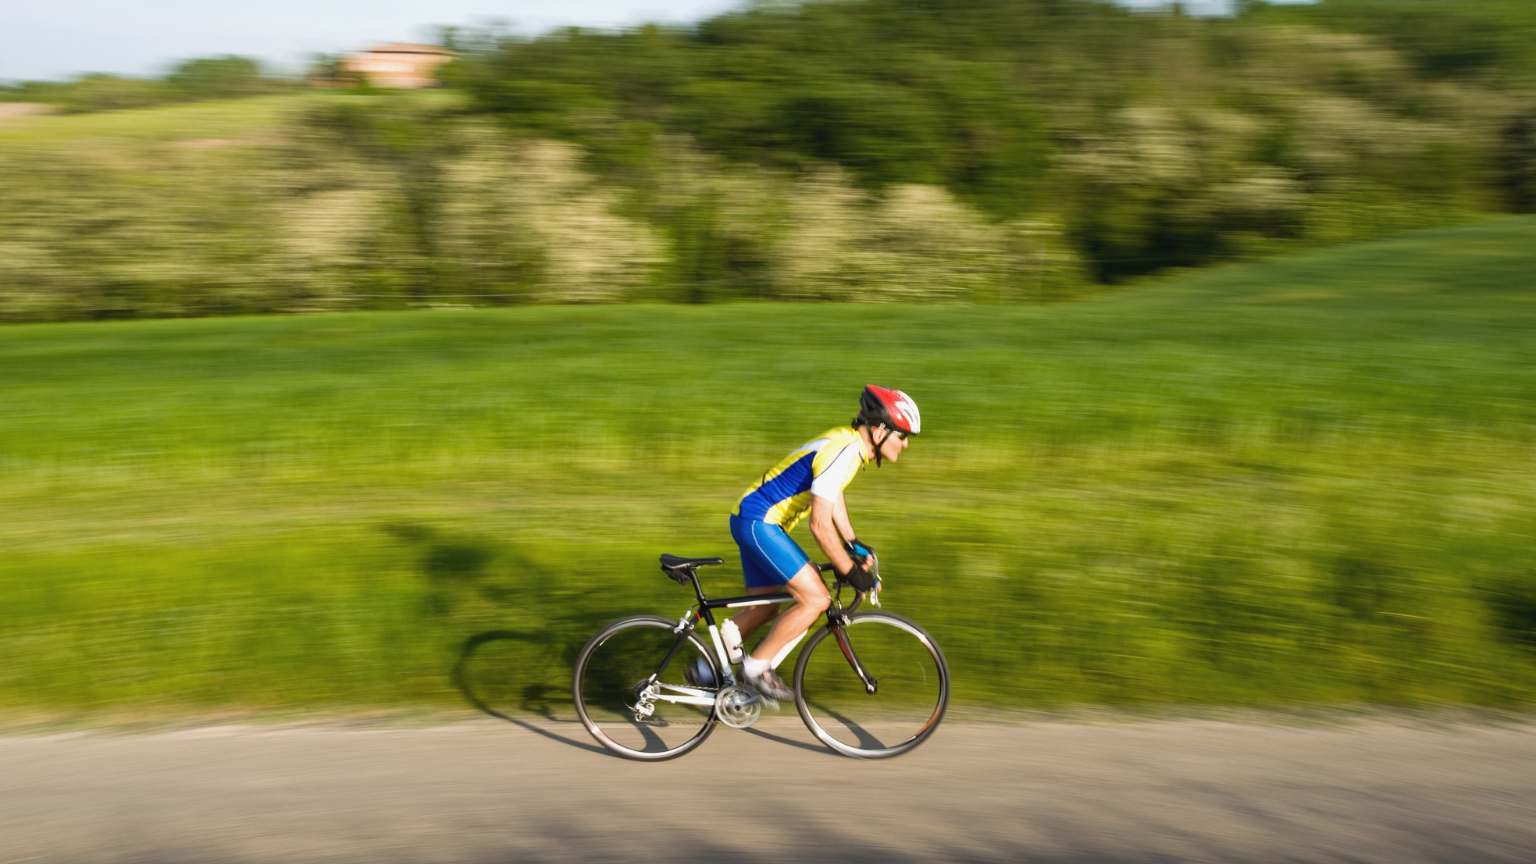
[793,612,948,758]
[573,615,720,761]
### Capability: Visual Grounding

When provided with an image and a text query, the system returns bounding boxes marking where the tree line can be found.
[443,0,1536,281]
[2,0,1535,320]
[1,56,294,114]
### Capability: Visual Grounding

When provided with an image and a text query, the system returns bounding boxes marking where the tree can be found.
[1499,109,1536,213]
[165,55,268,100]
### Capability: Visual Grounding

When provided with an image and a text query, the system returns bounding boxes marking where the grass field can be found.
[3,217,1536,716]
[0,94,306,148]
[0,91,461,147]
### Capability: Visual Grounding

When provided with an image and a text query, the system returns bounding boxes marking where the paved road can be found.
[2,715,1533,863]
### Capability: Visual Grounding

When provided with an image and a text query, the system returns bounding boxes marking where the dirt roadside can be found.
[1,714,1533,863]
[0,103,54,121]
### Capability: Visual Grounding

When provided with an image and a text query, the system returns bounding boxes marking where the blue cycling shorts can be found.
[729,514,811,589]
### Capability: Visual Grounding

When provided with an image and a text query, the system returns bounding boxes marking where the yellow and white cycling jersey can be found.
[734,426,871,531]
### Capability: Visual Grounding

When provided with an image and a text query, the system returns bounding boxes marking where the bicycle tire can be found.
[792,612,948,758]
[572,615,721,761]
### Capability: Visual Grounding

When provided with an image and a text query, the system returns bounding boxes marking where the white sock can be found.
[743,655,768,679]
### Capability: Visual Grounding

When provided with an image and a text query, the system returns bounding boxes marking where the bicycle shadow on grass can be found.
[381,521,610,755]
[453,628,609,756]
[386,521,848,759]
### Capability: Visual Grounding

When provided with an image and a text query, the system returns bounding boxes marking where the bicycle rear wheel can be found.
[793,612,948,758]
[572,615,720,760]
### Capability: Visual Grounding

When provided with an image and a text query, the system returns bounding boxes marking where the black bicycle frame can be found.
[644,564,877,694]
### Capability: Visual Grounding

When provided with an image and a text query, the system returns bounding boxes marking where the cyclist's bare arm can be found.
[810,492,866,575]
[826,492,876,570]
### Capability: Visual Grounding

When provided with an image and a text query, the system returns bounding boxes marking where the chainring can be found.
[714,684,763,729]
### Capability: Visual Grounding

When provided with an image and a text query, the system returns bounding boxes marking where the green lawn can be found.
[3,217,1536,716]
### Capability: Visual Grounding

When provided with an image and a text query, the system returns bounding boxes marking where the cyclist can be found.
[710,385,921,704]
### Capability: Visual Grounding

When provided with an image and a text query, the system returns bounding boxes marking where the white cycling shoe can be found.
[746,667,794,704]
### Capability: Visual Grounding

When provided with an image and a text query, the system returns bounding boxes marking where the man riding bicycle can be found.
[707,385,921,704]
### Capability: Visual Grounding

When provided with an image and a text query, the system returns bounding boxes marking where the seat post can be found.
[687,569,723,628]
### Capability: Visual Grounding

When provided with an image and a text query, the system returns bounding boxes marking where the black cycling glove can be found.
[843,561,878,592]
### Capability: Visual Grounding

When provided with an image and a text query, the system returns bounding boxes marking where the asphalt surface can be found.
[1,714,1533,863]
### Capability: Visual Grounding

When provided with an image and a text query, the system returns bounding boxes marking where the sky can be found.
[0,0,741,82]
[1,0,1240,84]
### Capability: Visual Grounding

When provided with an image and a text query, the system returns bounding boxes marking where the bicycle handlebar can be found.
[816,562,876,612]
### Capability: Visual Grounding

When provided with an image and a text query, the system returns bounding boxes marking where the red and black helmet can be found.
[857,385,922,436]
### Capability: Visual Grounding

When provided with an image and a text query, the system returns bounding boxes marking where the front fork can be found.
[826,607,878,695]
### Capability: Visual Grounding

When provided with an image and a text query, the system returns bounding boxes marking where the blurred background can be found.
[1,0,1534,720]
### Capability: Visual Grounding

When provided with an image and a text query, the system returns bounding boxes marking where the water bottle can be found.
[721,619,745,664]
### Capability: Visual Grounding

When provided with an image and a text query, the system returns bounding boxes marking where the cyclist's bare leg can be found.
[748,564,829,665]
[730,586,784,640]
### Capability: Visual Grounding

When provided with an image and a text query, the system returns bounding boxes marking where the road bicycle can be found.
[572,553,949,760]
